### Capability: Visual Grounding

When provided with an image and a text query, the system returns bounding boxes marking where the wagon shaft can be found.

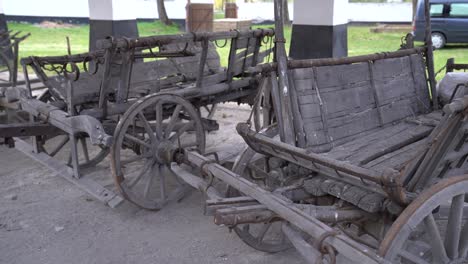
[176,150,385,264]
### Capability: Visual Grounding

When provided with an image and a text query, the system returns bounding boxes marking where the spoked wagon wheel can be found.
[111,93,206,210]
[380,175,468,263]
[229,145,292,253]
[40,133,109,170]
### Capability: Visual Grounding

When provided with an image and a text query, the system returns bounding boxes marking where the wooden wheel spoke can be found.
[164,105,183,139]
[127,160,153,188]
[79,138,90,163]
[459,217,468,258]
[155,101,164,140]
[67,150,72,165]
[143,164,158,199]
[256,222,273,243]
[49,136,69,157]
[159,165,167,201]
[444,194,465,259]
[138,112,156,143]
[124,133,151,149]
[121,152,152,166]
[398,249,431,264]
[423,214,449,263]
[169,121,194,142]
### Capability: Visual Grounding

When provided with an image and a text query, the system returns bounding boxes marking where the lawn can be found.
[8,20,468,79]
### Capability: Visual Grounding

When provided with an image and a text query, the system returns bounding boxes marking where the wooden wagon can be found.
[164,0,468,263]
[0,30,30,87]
[1,0,468,262]
[0,28,274,208]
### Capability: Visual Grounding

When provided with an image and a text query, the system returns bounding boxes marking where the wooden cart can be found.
[0,28,274,208]
[166,0,468,263]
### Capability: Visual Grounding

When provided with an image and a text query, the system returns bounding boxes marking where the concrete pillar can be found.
[88,0,139,51]
[0,0,7,33]
[289,0,348,59]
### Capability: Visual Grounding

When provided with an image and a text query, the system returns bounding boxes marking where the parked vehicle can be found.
[413,0,468,48]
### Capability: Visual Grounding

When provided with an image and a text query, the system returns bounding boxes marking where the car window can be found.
[430,4,445,17]
[450,3,468,17]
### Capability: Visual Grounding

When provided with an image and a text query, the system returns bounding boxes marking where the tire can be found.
[431,32,446,49]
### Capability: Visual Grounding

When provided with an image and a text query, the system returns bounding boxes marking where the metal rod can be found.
[96,29,275,50]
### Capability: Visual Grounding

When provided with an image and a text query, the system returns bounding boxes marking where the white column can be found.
[0,0,7,33]
[88,0,138,51]
[289,0,349,59]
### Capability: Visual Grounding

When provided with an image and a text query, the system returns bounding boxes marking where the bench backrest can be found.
[290,53,432,152]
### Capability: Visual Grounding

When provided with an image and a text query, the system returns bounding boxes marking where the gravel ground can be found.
[0,103,306,264]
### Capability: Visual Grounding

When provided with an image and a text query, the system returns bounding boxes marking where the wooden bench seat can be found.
[291,53,432,154]
[285,52,436,212]
[323,111,442,172]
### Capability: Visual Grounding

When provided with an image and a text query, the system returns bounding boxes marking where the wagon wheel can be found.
[39,133,109,169]
[229,145,292,253]
[380,175,468,263]
[111,93,206,210]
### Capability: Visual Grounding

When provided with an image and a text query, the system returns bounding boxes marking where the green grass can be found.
[8,21,468,77]
[8,21,180,58]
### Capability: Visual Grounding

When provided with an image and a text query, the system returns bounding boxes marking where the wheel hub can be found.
[153,141,176,164]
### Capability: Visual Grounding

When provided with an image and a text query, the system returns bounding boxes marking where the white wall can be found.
[347,3,412,23]
[1,0,413,23]
[236,1,412,23]
[4,0,89,18]
[2,0,189,20]
[294,0,348,26]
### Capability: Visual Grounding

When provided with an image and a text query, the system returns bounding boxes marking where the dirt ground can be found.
[0,104,306,264]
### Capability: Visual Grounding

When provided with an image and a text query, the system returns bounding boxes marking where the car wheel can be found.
[431,32,446,49]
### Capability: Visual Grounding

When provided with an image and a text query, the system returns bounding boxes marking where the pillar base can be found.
[0,14,8,32]
[289,24,348,60]
[89,19,139,51]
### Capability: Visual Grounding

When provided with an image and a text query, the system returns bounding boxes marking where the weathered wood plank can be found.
[364,139,427,171]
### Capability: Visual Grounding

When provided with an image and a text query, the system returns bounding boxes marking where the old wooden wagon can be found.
[164,0,468,263]
[1,0,468,262]
[0,30,30,87]
[0,28,274,208]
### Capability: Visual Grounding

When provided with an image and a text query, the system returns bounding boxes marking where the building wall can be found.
[236,1,412,23]
[1,0,413,24]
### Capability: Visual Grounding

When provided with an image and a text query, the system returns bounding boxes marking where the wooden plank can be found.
[346,124,433,165]
[410,54,432,113]
[314,62,370,89]
[364,139,428,171]
[324,122,415,160]
[372,56,412,80]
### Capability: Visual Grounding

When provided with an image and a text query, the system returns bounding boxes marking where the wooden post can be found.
[424,0,438,109]
[273,0,295,145]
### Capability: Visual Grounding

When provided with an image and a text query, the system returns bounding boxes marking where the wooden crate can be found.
[213,19,252,32]
[186,3,213,32]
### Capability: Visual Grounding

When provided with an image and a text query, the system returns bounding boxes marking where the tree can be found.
[157,0,172,25]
